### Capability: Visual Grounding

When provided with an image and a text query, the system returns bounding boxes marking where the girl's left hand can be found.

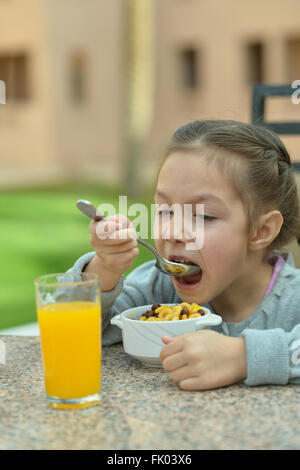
[160,330,247,390]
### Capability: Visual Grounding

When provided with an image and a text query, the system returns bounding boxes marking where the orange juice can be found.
[37,301,101,401]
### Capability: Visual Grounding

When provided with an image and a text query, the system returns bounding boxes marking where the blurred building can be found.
[1,0,300,188]
[0,0,125,186]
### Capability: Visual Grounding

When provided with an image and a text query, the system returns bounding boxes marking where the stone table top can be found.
[0,335,299,450]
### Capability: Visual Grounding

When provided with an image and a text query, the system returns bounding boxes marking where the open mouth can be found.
[169,256,203,286]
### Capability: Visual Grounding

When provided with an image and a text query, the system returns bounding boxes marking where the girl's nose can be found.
[162,216,195,244]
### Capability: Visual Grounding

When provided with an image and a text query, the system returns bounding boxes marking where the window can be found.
[246,43,263,84]
[286,38,300,82]
[0,54,29,102]
[178,48,198,90]
[70,53,86,103]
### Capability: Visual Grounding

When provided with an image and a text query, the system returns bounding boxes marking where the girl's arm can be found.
[66,251,124,344]
[241,325,300,385]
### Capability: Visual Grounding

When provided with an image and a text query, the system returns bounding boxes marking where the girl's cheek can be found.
[153,214,161,239]
[204,234,231,266]
[155,238,164,253]
[201,231,224,257]
[153,214,169,247]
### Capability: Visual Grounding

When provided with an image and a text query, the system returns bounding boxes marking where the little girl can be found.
[69,120,300,390]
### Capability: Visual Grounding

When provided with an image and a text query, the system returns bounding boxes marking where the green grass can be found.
[0,181,155,330]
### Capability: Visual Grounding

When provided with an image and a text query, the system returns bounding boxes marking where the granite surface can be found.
[0,335,300,450]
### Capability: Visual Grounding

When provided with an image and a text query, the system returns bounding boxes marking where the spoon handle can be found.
[135,237,159,260]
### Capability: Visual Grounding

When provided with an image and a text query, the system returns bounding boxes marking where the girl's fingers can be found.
[108,213,134,229]
[95,224,137,243]
[95,220,122,237]
[161,335,175,345]
[90,214,137,241]
[109,226,137,240]
[99,213,136,232]
[178,377,202,391]
[168,365,197,384]
[96,238,138,255]
[100,247,139,271]
[160,337,183,362]
[161,351,188,372]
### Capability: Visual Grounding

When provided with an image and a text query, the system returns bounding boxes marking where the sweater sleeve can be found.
[66,251,125,345]
[66,251,125,320]
[67,254,173,346]
[241,324,300,386]
[100,260,175,346]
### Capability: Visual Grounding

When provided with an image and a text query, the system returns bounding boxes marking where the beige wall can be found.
[43,0,126,182]
[147,0,300,182]
[0,0,125,185]
[0,0,55,184]
[1,0,300,187]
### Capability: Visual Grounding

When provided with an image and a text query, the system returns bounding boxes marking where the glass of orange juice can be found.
[34,272,101,409]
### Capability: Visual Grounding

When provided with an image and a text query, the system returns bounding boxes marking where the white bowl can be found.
[110,304,222,367]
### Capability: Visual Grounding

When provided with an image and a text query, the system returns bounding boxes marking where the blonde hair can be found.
[162,120,300,251]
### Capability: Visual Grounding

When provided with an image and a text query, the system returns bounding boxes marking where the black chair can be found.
[251,84,300,172]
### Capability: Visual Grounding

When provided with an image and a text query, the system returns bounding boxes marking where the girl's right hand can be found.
[89,214,139,274]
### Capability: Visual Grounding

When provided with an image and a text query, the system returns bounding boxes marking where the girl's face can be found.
[154,149,251,304]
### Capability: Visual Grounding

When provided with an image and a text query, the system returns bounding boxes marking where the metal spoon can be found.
[76,199,202,277]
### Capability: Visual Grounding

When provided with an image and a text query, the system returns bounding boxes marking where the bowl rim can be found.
[120,303,215,324]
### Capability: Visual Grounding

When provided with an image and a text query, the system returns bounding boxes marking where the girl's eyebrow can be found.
[155,189,226,206]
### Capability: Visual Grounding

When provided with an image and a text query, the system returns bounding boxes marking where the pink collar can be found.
[264,255,286,298]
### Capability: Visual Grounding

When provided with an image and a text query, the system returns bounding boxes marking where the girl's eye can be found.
[158,210,174,216]
[195,214,216,222]
[158,210,216,222]
[158,211,215,221]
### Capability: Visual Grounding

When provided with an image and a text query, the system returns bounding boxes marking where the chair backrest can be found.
[251,84,300,267]
[284,173,300,268]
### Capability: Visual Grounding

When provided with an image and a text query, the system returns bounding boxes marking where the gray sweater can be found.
[68,251,300,387]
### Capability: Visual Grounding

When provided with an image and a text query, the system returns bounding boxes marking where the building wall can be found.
[43,0,125,182]
[0,0,125,186]
[146,0,300,184]
[0,0,55,184]
[1,0,300,187]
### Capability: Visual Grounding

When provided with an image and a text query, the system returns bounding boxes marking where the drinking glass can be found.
[34,272,101,409]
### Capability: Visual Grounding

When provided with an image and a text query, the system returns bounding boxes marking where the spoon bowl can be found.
[76,200,202,277]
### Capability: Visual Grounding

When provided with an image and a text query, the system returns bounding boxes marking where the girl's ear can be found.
[248,210,283,251]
